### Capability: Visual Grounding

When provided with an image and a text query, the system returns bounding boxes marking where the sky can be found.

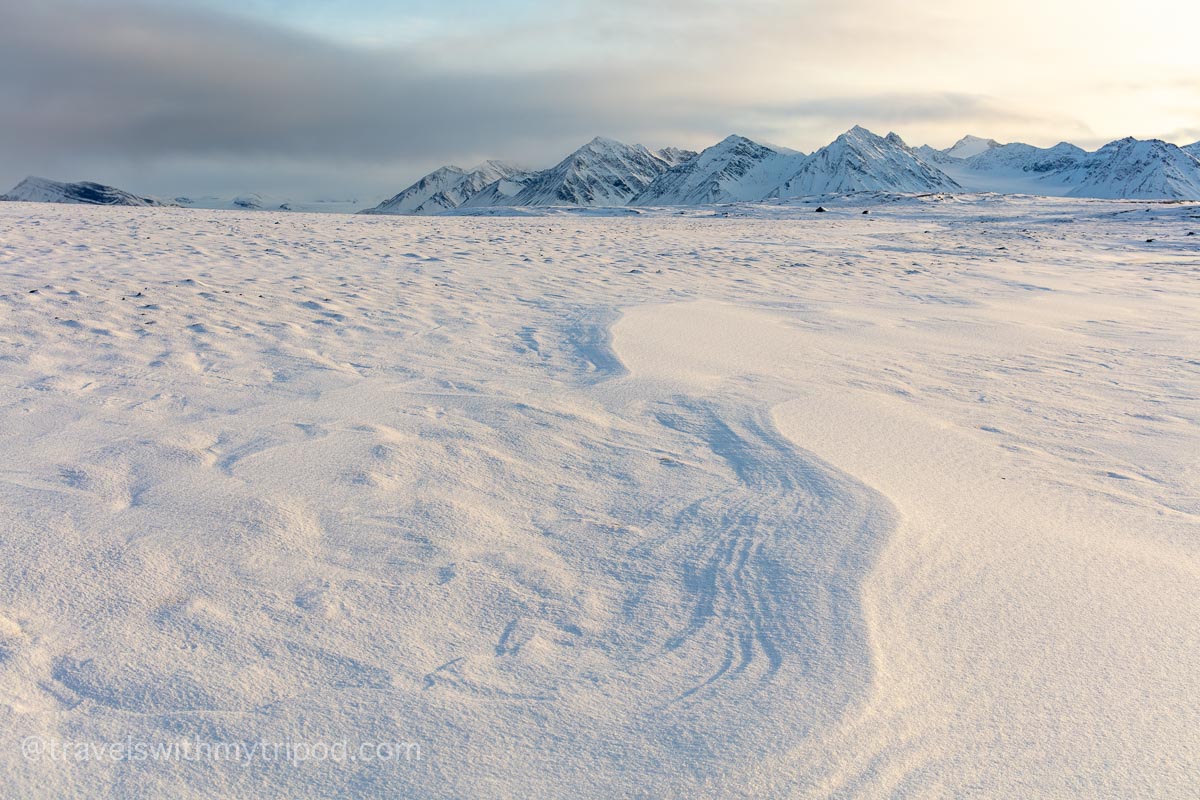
[1,0,1198,203]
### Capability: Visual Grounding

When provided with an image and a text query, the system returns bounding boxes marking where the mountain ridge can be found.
[631,135,791,206]
[939,137,1200,199]
[506,137,675,207]
[0,176,169,207]
[8,129,1200,214]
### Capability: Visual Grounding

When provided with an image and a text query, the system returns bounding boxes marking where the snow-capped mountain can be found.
[364,141,675,214]
[362,161,526,215]
[944,135,1002,160]
[775,127,960,197]
[362,166,464,214]
[410,161,529,214]
[15,129,1194,217]
[0,176,167,206]
[939,137,1200,199]
[371,128,962,213]
[1062,137,1200,199]
[505,137,674,207]
[632,135,794,206]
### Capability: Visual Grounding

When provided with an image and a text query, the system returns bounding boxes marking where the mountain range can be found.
[0,181,363,213]
[366,127,1200,213]
[5,128,1200,213]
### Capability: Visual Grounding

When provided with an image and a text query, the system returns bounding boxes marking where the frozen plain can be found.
[0,196,1197,798]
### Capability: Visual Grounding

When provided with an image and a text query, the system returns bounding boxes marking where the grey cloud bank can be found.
[0,0,1192,200]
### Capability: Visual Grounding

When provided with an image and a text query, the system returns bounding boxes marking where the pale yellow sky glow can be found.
[541,0,1200,150]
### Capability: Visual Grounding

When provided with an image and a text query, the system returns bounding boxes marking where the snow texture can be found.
[0,195,1198,797]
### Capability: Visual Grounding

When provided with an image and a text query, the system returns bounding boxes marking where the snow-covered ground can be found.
[0,196,1197,797]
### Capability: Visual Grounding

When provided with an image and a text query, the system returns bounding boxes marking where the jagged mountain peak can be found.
[715,133,762,147]
[362,161,527,215]
[573,136,646,159]
[829,126,910,152]
[776,126,960,197]
[709,134,779,154]
[631,135,792,206]
[1067,136,1200,199]
[508,136,671,207]
[836,125,879,144]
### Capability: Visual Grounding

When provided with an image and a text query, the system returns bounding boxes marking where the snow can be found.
[0,196,1198,797]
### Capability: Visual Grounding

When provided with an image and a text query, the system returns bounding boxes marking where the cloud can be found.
[0,0,1193,197]
[0,1,737,194]
[0,3,624,161]
[1161,128,1200,146]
